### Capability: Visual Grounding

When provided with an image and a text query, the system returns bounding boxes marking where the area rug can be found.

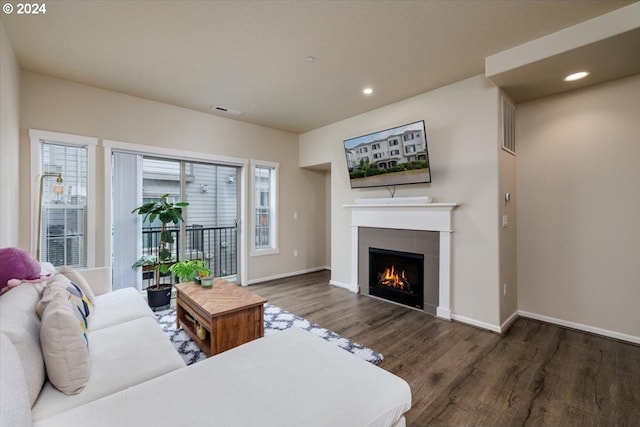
[154,302,383,366]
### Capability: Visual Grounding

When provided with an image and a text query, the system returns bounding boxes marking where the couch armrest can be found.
[77,267,111,296]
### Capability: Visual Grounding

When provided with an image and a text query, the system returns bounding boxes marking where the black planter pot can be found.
[146,284,173,311]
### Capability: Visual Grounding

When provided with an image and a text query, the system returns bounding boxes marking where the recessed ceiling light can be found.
[564,71,589,82]
[305,56,316,63]
[363,87,373,95]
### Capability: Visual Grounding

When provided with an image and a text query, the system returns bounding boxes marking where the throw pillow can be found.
[38,274,93,319]
[0,247,42,295]
[39,287,90,395]
[58,265,97,306]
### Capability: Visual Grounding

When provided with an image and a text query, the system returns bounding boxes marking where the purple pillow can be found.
[0,247,42,294]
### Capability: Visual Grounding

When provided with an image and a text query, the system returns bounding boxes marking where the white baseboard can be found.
[329,280,358,293]
[451,313,501,333]
[246,267,328,285]
[500,310,519,334]
[436,307,452,321]
[519,310,640,345]
[248,269,639,345]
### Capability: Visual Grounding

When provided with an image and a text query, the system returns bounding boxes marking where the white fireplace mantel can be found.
[344,198,459,320]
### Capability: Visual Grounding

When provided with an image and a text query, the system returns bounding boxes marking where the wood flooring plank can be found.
[250,270,640,426]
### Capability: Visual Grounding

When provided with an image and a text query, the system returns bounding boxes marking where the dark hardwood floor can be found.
[250,270,640,427]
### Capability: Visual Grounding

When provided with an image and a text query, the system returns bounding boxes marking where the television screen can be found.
[343,120,431,189]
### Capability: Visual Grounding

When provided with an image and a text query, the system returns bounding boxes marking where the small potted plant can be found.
[169,259,210,283]
[194,266,212,285]
[132,194,188,309]
[199,272,214,287]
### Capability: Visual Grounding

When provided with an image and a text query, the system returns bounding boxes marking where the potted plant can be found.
[194,265,212,285]
[169,259,210,283]
[200,273,214,287]
[132,194,189,309]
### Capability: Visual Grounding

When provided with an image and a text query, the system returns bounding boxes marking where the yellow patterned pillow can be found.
[58,266,97,306]
[39,274,93,319]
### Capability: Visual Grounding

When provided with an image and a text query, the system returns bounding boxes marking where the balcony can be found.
[140,224,237,288]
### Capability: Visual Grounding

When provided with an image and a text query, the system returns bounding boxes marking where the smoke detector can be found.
[212,105,242,115]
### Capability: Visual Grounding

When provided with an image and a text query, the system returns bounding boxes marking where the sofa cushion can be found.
[31,315,185,421]
[0,333,32,427]
[0,282,46,406]
[39,286,91,395]
[38,274,93,319]
[58,266,97,306]
[33,328,412,427]
[88,287,154,331]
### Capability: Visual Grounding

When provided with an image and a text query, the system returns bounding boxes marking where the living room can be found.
[1,1,639,425]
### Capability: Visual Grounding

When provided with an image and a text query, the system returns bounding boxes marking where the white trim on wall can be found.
[500,310,519,334]
[519,310,640,345]
[29,129,97,267]
[249,159,280,257]
[246,266,328,286]
[451,313,502,333]
[103,145,113,269]
[103,139,248,167]
[330,279,358,293]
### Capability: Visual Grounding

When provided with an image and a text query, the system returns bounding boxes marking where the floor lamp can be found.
[36,173,64,261]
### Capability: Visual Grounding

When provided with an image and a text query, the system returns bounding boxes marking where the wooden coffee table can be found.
[175,279,267,357]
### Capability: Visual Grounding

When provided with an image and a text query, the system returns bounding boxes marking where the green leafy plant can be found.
[131,194,189,290]
[169,259,211,283]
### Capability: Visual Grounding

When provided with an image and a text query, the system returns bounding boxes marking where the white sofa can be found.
[0,267,412,427]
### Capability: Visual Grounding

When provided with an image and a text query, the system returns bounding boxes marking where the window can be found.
[405,145,416,154]
[388,138,399,146]
[371,143,380,150]
[390,149,400,156]
[251,160,279,255]
[30,130,97,267]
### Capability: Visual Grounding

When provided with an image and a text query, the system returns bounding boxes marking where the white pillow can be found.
[58,266,97,306]
[39,287,90,395]
[37,273,93,320]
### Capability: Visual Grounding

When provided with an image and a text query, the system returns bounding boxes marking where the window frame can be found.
[250,159,279,256]
[29,129,97,267]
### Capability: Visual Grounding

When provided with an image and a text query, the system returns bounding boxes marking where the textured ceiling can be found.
[1,1,633,134]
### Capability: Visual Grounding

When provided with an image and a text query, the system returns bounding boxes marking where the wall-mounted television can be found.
[343,120,431,189]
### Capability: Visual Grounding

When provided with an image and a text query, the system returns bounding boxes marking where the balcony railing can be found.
[141,224,237,286]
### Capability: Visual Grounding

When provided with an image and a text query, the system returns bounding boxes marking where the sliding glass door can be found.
[182,161,239,278]
[111,153,240,291]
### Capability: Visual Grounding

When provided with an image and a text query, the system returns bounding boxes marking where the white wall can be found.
[300,75,503,328]
[517,74,640,340]
[498,95,518,326]
[18,71,326,283]
[0,22,21,247]
[324,170,331,268]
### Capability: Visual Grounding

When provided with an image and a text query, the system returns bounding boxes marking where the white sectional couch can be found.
[0,267,412,427]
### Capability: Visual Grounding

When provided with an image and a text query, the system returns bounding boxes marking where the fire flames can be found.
[378,265,411,291]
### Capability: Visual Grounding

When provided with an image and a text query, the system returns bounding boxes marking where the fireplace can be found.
[369,247,424,309]
[346,197,459,319]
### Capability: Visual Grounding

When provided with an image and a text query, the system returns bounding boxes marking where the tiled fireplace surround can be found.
[346,197,459,320]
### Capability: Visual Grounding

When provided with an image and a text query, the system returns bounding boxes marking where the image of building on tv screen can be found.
[343,120,431,189]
